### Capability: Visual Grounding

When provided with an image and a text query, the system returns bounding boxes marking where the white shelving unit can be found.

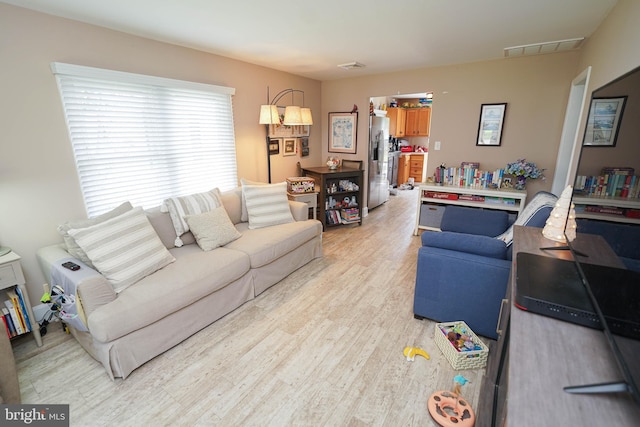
[414,184,528,234]
[573,196,640,225]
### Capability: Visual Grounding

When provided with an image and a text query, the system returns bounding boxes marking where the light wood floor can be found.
[15,188,487,426]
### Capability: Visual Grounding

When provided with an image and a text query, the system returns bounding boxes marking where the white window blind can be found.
[51,62,237,217]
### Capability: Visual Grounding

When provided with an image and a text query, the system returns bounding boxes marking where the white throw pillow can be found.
[184,206,242,251]
[240,178,267,222]
[68,207,175,293]
[161,188,222,246]
[57,201,133,268]
[242,182,294,229]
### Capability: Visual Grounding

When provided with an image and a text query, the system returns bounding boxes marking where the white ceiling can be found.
[2,0,618,81]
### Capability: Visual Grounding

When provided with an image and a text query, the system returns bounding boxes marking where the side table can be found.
[287,191,318,220]
[0,251,43,347]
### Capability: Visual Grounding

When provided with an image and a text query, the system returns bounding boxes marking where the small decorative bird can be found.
[351,104,358,113]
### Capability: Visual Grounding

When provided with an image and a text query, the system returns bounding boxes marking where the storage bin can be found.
[286,177,315,193]
[434,321,488,370]
[420,203,446,229]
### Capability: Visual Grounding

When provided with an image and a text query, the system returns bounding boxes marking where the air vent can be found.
[338,61,366,70]
[504,37,585,58]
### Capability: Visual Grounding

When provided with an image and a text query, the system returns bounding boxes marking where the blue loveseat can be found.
[413,191,557,339]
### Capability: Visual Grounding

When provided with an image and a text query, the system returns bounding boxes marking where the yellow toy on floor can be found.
[403,346,430,361]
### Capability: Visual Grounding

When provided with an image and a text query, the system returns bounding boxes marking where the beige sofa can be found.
[37,187,322,379]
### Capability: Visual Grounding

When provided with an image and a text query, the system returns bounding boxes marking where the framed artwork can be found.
[283,138,297,156]
[299,137,309,157]
[583,96,627,147]
[476,103,507,146]
[328,112,358,154]
[268,138,280,155]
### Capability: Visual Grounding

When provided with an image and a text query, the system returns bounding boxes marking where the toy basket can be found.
[434,321,488,370]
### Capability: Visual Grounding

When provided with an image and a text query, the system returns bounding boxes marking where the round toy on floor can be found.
[427,390,475,427]
[428,375,475,427]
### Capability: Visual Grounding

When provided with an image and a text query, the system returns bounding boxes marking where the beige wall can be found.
[322,53,581,199]
[0,4,321,303]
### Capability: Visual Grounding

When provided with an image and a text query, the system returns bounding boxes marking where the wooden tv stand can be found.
[477,226,640,425]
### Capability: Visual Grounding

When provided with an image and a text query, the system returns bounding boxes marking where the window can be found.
[52,62,237,217]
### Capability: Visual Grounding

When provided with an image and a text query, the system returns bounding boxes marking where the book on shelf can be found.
[340,208,360,223]
[435,166,505,189]
[2,307,16,338]
[575,173,640,199]
[3,287,32,337]
[424,191,459,200]
[583,205,625,216]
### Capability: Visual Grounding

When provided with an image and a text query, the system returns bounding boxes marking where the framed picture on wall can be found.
[476,103,507,146]
[269,138,280,155]
[583,96,627,147]
[328,112,358,154]
[283,138,297,156]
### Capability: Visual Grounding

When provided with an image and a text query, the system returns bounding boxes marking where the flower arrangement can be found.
[505,159,545,179]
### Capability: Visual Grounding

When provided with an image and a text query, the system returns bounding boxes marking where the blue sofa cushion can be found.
[423,231,508,259]
[440,206,509,236]
[496,191,557,246]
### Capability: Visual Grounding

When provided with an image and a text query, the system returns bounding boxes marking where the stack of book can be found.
[340,208,360,224]
[2,287,33,339]
[575,167,639,198]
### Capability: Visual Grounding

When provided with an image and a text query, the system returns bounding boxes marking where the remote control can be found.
[62,261,81,271]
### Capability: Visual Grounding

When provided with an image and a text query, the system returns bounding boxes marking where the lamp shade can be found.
[301,107,313,125]
[259,105,280,125]
[283,106,303,125]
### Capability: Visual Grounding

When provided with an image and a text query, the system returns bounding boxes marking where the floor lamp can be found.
[259,87,312,183]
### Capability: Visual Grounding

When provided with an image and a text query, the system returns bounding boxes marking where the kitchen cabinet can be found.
[408,153,427,183]
[398,154,410,185]
[405,108,431,136]
[386,107,406,137]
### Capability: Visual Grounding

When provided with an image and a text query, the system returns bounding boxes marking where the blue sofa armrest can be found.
[414,246,510,339]
[422,231,508,259]
[440,206,510,236]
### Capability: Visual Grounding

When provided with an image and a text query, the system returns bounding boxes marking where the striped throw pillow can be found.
[242,182,294,229]
[161,188,222,246]
[68,207,175,293]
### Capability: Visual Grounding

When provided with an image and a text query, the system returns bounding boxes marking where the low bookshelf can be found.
[414,184,527,234]
[573,196,640,225]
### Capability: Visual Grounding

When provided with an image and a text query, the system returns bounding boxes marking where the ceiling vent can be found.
[338,61,366,70]
[504,37,585,58]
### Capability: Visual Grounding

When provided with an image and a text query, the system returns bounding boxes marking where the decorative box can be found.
[286,177,315,193]
[434,321,488,370]
[419,203,446,229]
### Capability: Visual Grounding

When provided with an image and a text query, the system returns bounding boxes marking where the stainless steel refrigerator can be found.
[368,116,390,210]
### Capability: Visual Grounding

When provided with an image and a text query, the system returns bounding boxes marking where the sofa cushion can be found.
[57,201,133,268]
[184,206,241,251]
[145,207,195,248]
[227,220,322,268]
[440,206,509,236]
[242,182,294,229]
[219,188,243,225]
[161,188,222,246]
[423,231,508,259]
[68,207,175,293]
[87,245,251,342]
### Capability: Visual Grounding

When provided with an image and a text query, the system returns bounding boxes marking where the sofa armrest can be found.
[289,200,309,221]
[422,231,508,259]
[77,276,117,319]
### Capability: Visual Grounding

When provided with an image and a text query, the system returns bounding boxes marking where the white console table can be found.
[414,184,527,234]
